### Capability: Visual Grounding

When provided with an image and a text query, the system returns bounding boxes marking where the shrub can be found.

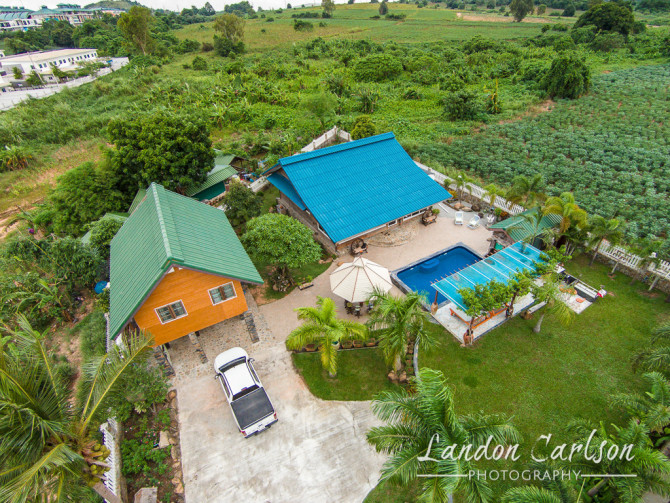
[222,181,263,228]
[590,32,626,52]
[573,1,635,35]
[77,312,108,359]
[293,19,314,31]
[442,90,481,120]
[401,87,422,100]
[350,115,377,140]
[352,53,403,82]
[385,13,407,20]
[201,42,214,52]
[89,217,124,261]
[537,4,547,14]
[571,25,597,44]
[541,52,590,99]
[562,2,576,16]
[192,55,208,70]
[0,146,32,172]
[214,36,245,56]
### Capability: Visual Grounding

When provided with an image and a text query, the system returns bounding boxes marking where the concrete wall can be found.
[278,194,338,255]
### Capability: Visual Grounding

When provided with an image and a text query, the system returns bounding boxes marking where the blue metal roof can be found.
[265,132,451,243]
[267,173,306,210]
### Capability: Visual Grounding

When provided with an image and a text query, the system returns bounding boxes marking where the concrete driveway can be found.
[171,290,386,503]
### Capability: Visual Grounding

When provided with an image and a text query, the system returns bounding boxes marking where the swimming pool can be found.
[394,245,481,304]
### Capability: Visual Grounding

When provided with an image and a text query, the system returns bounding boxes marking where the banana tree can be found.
[586,215,623,266]
[530,274,574,334]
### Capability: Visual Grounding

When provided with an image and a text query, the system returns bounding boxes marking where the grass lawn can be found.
[291,347,401,400]
[291,254,669,501]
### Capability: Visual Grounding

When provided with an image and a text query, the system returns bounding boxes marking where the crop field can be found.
[420,64,670,239]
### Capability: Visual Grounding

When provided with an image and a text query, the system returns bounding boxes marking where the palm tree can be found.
[530,274,574,334]
[366,291,436,374]
[367,368,521,503]
[610,372,670,434]
[502,460,585,503]
[543,192,587,234]
[445,169,474,204]
[633,322,670,376]
[0,316,153,503]
[508,207,548,250]
[628,237,662,286]
[286,296,367,377]
[587,215,623,266]
[482,183,502,210]
[566,419,670,500]
[507,174,546,208]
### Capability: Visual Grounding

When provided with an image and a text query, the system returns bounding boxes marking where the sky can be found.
[13,0,349,13]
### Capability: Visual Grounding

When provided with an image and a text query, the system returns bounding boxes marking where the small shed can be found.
[489,208,562,248]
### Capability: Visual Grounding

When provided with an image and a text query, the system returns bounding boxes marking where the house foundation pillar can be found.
[188,332,208,363]
[152,346,175,378]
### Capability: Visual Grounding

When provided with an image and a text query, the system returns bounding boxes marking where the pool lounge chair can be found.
[454,211,464,225]
[467,215,481,229]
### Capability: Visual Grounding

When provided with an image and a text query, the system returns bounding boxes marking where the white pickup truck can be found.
[214,347,277,438]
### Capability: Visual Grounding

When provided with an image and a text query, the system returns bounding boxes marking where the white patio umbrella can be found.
[329,257,393,303]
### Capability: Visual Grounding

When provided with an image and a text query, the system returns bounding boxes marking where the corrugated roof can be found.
[185,164,237,198]
[216,153,236,166]
[267,173,306,210]
[128,188,146,214]
[264,132,451,243]
[109,183,263,338]
[490,208,562,242]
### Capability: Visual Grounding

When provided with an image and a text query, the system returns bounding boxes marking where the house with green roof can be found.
[262,132,451,253]
[109,183,263,346]
[127,152,245,213]
[489,208,562,248]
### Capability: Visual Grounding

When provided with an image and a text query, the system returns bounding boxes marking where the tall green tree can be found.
[213,13,245,44]
[241,214,322,288]
[322,0,336,16]
[303,91,337,130]
[586,215,622,266]
[117,6,155,55]
[573,1,635,35]
[510,0,534,22]
[88,217,124,261]
[286,296,367,377]
[366,291,436,374]
[50,162,125,236]
[542,53,591,99]
[367,368,521,503]
[0,317,153,503]
[107,112,215,196]
[221,180,262,228]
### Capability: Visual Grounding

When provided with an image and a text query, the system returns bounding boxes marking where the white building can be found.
[0,48,99,84]
[0,10,40,32]
[30,4,96,27]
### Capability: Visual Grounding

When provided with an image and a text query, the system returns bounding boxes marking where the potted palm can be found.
[286,296,368,377]
[298,275,314,290]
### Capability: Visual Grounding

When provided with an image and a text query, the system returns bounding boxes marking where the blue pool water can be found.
[432,242,544,311]
[396,246,481,304]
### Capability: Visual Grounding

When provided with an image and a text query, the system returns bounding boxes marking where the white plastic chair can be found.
[467,215,481,229]
[454,211,464,225]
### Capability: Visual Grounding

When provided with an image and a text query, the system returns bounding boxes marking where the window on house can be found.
[155,300,187,323]
[209,282,236,305]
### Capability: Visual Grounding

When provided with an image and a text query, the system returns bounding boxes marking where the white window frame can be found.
[155,300,188,324]
[208,282,237,305]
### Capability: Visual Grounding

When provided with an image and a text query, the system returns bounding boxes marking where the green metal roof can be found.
[216,153,236,166]
[490,208,562,242]
[128,188,146,214]
[184,164,237,198]
[109,183,263,338]
[80,213,128,245]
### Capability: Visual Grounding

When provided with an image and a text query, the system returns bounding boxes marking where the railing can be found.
[100,418,122,501]
[598,240,670,287]
[415,162,525,215]
[102,313,121,503]
[300,126,351,153]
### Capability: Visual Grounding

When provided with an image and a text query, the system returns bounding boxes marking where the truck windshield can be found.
[233,384,259,401]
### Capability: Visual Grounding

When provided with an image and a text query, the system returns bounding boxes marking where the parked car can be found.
[214,347,277,437]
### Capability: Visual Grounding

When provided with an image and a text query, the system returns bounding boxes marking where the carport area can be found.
[166,291,385,503]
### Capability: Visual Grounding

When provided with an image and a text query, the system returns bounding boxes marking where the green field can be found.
[292,255,670,501]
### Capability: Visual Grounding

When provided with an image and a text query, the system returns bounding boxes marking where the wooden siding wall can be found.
[133,267,248,346]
